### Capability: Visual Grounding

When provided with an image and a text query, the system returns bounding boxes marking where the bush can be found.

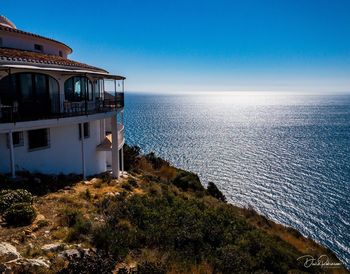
[58,250,116,274]
[123,144,141,171]
[0,173,81,196]
[0,189,33,213]
[93,185,307,273]
[3,202,36,226]
[145,152,169,170]
[61,207,91,242]
[128,178,138,188]
[121,182,133,191]
[171,170,204,192]
[206,182,226,202]
[138,261,166,274]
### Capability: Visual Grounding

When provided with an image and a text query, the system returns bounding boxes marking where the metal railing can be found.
[0,93,124,123]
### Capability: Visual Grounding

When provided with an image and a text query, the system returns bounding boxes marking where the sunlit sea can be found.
[124,92,350,268]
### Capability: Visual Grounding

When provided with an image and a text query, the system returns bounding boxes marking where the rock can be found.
[104,192,115,197]
[58,249,80,258]
[35,214,46,221]
[5,257,50,272]
[90,178,101,184]
[41,243,64,253]
[58,248,91,259]
[0,242,20,263]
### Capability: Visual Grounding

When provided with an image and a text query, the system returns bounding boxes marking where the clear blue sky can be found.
[2,0,350,92]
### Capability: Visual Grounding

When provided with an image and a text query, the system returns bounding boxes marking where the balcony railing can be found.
[0,93,124,123]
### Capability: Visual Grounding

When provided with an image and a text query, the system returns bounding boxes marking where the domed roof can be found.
[0,16,16,29]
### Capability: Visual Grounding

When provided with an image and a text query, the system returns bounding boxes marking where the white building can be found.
[0,16,125,179]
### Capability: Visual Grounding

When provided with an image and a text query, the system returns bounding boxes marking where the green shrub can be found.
[3,202,36,226]
[206,182,226,202]
[171,170,204,192]
[138,261,166,274]
[128,178,138,188]
[0,173,80,196]
[58,250,116,274]
[145,152,169,170]
[123,144,141,171]
[0,189,34,213]
[121,182,133,191]
[93,185,307,273]
[61,207,91,242]
[61,207,84,227]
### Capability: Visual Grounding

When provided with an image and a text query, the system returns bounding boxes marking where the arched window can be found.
[0,72,60,116]
[64,76,93,102]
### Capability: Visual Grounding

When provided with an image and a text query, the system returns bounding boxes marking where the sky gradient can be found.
[2,0,350,92]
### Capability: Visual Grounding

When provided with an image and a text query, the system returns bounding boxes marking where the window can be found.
[0,73,60,116]
[59,50,63,57]
[79,122,90,139]
[64,76,93,102]
[0,37,3,47]
[28,128,50,150]
[7,132,24,147]
[34,44,44,52]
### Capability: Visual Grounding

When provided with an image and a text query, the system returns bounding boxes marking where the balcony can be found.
[96,123,125,151]
[0,93,124,123]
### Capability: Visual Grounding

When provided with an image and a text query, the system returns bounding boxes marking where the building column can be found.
[111,115,119,179]
[80,123,86,179]
[100,119,105,143]
[8,131,15,178]
[121,146,124,175]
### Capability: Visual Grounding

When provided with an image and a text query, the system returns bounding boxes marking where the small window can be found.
[0,37,3,47]
[59,50,63,57]
[7,132,24,147]
[79,122,90,139]
[34,44,44,52]
[28,128,50,150]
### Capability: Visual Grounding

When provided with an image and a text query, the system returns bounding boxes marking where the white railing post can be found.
[111,115,119,179]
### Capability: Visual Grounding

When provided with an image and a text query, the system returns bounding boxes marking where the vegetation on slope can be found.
[0,144,347,273]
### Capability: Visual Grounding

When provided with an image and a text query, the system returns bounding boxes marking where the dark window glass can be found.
[34,44,43,52]
[78,122,90,139]
[64,77,93,102]
[19,74,33,100]
[7,132,24,147]
[28,128,50,150]
[35,74,47,99]
[49,77,60,113]
[59,50,63,57]
[88,80,93,101]
[0,37,3,47]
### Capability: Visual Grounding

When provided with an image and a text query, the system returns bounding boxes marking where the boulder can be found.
[58,248,91,259]
[0,242,20,263]
[41,243,64,253]
[5,257,50,272]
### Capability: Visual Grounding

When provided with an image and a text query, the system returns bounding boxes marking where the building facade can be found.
[0,16,125,178]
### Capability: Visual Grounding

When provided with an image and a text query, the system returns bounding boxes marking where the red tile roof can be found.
[0,48,108,73]
[0,25,72,53]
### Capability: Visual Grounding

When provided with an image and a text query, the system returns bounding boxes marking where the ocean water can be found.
[124,92,350,268]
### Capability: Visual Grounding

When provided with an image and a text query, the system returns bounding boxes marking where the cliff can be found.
[0,145,348,273]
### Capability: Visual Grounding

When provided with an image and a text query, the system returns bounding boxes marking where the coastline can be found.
[0,145,348,273]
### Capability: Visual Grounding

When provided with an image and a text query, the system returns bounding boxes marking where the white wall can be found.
[0,30,70,57]
[0,120,106,176]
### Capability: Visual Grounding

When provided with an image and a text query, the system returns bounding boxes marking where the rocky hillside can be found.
[0,145,348,273]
